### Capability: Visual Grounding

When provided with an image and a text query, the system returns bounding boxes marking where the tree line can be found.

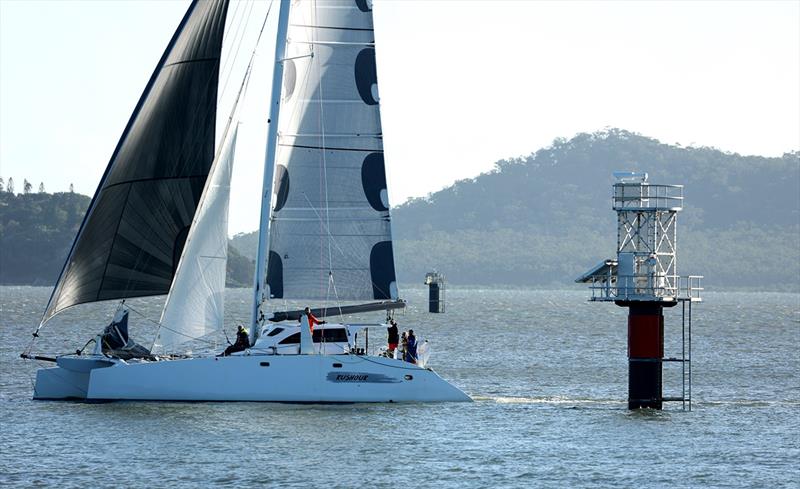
[0,188,254,287]
[0,177,75,195]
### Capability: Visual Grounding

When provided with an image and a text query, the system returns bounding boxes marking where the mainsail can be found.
[260,0,397,303]
[42,0,230,323]
[155,127,238,352]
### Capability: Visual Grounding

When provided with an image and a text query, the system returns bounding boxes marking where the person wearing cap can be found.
[405,329,418,364]
[222,325,250,356]
[386,319,399,357]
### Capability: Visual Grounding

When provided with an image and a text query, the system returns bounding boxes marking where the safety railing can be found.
[587,274,702,302]
[613,183,684,211]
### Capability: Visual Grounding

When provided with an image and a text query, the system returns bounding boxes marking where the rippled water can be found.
[1,286,798,488]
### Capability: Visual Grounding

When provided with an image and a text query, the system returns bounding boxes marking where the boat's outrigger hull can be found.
[34,354,471,403]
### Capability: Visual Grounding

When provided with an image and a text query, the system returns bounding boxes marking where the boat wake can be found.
[473,395,625,406]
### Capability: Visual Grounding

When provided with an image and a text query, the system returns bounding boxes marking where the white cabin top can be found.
[242,322,383,356]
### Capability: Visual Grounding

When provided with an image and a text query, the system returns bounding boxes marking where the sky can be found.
[1,0,798,235]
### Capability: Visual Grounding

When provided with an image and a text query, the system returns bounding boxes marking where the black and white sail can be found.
[42,0,230,323]
[261,0,397,303]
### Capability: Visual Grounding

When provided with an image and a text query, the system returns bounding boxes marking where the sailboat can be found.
[23,0,470,403]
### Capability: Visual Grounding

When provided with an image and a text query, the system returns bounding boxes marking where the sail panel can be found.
[43,0,229,322]
[266,0,397,302]
[156,128,238,352]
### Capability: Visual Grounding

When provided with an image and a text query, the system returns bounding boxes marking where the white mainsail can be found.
[258,0,397,305]
[155,127,239,352]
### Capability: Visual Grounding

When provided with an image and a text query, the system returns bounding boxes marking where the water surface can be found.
[1,286,797,488]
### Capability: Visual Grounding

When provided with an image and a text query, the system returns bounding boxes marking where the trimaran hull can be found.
[34,354,471,403]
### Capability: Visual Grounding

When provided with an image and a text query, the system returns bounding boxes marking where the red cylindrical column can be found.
[626,302,664,409]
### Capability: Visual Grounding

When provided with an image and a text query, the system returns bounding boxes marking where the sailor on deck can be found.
[387,319,399,357]
[405,329,418,364]
[222,325,249,356]
[303,307,326,333]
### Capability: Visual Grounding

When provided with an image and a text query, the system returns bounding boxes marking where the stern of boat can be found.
[33,356,115,400]
[34,367,90,400]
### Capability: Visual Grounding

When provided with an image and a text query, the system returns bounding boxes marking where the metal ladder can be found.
[662,299,693,411]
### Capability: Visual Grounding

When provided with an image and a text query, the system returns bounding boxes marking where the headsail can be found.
[260,0,397,302]
[42,0,230,323]
[155,127,238,352]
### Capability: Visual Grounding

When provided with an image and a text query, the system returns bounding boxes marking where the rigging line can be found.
[356,352,422,371]
[228,3,274,321]
[154,1,274,350]
[235,0,274,104]
[127,304,217,346]
[125,304,165,328]
[156,2,273,349]
[220,0,257,100]
[299,192,350,267]
[328,268,345,320]
[217,0,245,79]
[219,0,266,99]
[312,0,336,306]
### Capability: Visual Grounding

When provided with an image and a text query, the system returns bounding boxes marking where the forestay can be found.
[41,0,230,323]
[263,0,397,302]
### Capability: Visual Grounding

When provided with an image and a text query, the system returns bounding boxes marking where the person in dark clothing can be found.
[386,320,399,357]
[222,325,250,356]
[405,329,417,364]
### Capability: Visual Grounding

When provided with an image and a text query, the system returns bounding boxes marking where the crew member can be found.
[222,325,250,356]
[405,329,418,364]
[303,307,326,333]
[387,319,399,357]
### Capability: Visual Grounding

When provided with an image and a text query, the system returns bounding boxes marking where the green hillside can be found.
[391,129,799,289]
[0,190,253,287]
[232,129,799,290]
[0,191,89,285]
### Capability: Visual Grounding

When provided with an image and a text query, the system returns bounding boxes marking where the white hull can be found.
[34,354,471,403]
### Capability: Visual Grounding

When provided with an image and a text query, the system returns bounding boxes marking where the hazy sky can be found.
[1,0,798,235]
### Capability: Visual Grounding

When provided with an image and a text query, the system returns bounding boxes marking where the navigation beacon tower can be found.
[424,271,446,313]
[577,172,702,410]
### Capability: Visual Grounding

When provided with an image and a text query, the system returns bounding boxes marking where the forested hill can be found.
[0,191,254,286]
[389,129,799,289]
[0,191,89,285]
[229,130,798,289]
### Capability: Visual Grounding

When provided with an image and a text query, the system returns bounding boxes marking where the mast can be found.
[251,0,291,338]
